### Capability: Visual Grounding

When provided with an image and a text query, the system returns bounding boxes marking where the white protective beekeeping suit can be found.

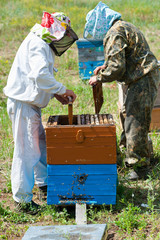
[4,32,66,203]
[3,12,78,203]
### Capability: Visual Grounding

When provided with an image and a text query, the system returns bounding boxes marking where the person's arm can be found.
[93,64,106,75]
[96,34,127,83]
[54,89,77,104]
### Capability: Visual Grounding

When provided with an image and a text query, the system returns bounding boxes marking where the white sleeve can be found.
[28,39,66,95]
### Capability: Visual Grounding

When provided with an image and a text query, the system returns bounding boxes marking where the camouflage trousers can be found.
[119,68,160,160]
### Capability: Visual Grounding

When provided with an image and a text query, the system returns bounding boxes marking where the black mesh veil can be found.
[49,26,78,56]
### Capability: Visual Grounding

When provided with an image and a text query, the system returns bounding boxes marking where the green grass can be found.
[0,0,160,239]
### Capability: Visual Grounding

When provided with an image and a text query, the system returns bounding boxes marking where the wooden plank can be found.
[154,84,160,107]
[86,114,90,125]
[47,191,116,200]
[45,125,116,137]
[48,173,117,183]
[47,164,117,175]
[90,115,95,125]
[46,145,117,164]
[151,107,160,118]
[47,189,116,198]
[78,48,104,62]
[77,115,81,125]
[46,135,116,147]
[107,114,114,124]
[103,114,108,124]
[47,176,117,195]
[99,114,104,124]
[68,97,73,125]
[76,38,103,48]
[150,107,160,130]
[47,195,116,205]
[78,54,104,63]
[79,61,105,69]
[95,114,100,125]
[48,174,117,184]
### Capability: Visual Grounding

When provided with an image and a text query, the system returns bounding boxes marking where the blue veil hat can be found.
[84,1,121,40]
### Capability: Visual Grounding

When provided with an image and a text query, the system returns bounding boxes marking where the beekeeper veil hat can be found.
[31,11,78,56]
[84,1,121,40]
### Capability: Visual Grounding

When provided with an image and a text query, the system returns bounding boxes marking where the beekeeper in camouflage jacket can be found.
[85,2,160,180]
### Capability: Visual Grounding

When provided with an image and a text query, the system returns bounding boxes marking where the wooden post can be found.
[75,203,87,225]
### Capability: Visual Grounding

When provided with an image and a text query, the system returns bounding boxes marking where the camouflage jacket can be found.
[96,20,159,85]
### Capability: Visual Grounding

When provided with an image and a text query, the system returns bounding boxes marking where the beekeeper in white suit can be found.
[3,11,78,214]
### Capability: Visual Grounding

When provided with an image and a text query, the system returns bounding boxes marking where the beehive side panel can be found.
[79,61,105,69]
[78,61,105,80]
[46,125,117,164]
[76,39,103,48]
[150,108,160,130]
[78,66,96,80]
[45,125,116,138]
[47,145,117,164]
[47,164,117,205]
[47,175,117,195]
[46,135,116,146]
[151,108,160,119]
[153,84,160,107]
[78,49,104,62]
[47,164,117,175]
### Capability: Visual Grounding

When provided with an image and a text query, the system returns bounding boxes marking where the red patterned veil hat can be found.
[31,11,78,56]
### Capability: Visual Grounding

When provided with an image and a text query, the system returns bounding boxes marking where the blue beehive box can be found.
[76,38,105,80]
[47,164,117,205]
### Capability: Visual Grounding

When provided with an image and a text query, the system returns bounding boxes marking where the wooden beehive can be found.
[76,38,105,80]
[150,107,160,130]
[45,114,117,205]
[46,114,116,165]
